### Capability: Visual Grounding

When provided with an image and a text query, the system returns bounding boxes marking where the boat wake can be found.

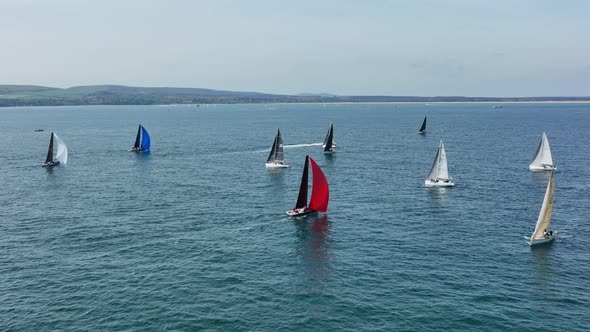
[283,143,322,149]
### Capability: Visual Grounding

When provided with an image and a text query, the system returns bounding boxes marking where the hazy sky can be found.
[1,0,589,96]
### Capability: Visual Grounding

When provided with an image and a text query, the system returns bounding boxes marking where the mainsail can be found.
[323,123,334,152]
[267,129,284,163]
[45,132,55,163]
[426,140,449,180]
[133,125,141,149]
[419,116,427,133]
[140,126,151,150]
[53,133,68,164]
[530,132,553,168]
[531,172,555,240]
[308,157,329,212]
[295,156,309,209]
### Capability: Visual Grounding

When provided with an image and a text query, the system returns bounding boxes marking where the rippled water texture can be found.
[1,103,589,331]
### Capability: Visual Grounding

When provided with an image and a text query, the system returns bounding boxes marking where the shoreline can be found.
[2,100,590,108]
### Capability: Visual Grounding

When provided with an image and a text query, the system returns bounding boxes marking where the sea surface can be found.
[1,103,589,331]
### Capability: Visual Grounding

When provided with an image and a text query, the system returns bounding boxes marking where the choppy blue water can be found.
[1,103,590,331]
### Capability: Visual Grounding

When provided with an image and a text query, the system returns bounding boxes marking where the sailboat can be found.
[130,125,151,152]
[266,128,288,168]
[419,116,427,134]
[42,132,68,167]
[529,132,556,171]
[322,122,335,153]
[286,155,329,216]
[528,171,557,245]
[425,140,454,187]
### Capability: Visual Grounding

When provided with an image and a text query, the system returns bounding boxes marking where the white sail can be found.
[54,133,68,165]
[437,141,449,180]
[426,140,450,180]
[531,172,555,241]
[529,132,554,169]
[426,149,440,180]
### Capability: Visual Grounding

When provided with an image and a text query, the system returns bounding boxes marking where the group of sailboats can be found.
[266,123,336,168]
[419,118,557,246]
[419,117,454,187]
[264,124,333,217]
[42,125,151,167]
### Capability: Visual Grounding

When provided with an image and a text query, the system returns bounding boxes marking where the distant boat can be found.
[492,105,504,109]
[322,122,335,153]
[266,128,288,168]
[43,132,68,167]
[425,140,454,187]
[34,129,44,132]
[528,171,557,246]
[529,132,556,171]
[419,116,427,134]
[130,125,151,152]
[286,155,329,216]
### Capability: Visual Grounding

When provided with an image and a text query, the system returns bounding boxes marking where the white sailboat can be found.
[529,132,556,171]
[425,140,454,187]
[42,132,68,167]
[265,128,288,168]
[528,172,557,246]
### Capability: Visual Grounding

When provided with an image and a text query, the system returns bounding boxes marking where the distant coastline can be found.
[1,84,589,107]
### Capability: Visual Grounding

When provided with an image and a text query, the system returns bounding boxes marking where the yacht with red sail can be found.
[286,155,329,217]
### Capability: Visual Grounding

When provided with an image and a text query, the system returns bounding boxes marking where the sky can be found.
[1,0,589,96]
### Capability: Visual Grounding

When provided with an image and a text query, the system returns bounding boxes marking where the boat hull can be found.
[266,162,289,168]
[529,164,557,172]
[286,207,316,217]
[42,161,60,167]
[425,179,454,187]
[323,149,335,154]
[130,147,147,152]
[529,234,556,246]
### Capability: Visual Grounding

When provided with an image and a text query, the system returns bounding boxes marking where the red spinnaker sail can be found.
[308,157,329,212]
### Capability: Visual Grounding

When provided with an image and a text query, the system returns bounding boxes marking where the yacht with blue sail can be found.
[130,125,151,152]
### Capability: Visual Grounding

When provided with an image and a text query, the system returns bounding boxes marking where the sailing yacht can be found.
[286,155,329,217]
[528,172,557,245]
[529,132,556,171]
[42,132,68,167]
[266,128,288,168]
[425,140,454,187]
[419,116,427,134]
[322,122,335,153]
[130,125,151,152]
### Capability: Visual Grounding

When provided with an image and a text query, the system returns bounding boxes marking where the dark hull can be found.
[42,161,60,167]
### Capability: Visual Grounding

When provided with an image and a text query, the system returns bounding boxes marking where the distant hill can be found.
[0,84,589,107]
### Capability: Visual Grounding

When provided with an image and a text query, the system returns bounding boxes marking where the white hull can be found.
[286,207,315,217]
[529,234,556,246]
[425,179,454,187]
[323,150,335,154]
[266,162,289,168]
[529,165,557,172]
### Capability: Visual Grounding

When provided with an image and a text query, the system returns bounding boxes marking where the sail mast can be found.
[295,156,309,209]
[45,132,55,163]
[133,125,141,149]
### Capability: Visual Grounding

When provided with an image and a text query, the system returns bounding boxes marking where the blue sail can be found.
[140,126,151,150]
